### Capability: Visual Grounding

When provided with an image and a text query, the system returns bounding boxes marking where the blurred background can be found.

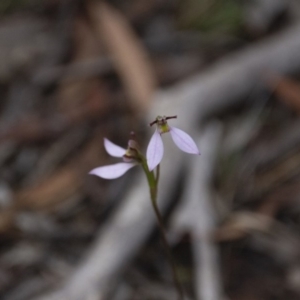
[1,0,300,299]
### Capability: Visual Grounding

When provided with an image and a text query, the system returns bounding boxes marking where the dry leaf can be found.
[0,131,106,233]
[88,1,156,114]
[268,73,300,114]
[58,16,103,112]
[0,89,108,144]
[0,209,15,233]
[214,212,273,242]
[258,180,300,217]
[14,131,105,211]
[15,167,81,210]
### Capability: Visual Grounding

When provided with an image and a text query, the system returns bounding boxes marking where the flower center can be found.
[150,115,177,134]
[123,133,141,162]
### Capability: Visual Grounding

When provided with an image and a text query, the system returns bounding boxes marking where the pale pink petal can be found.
[169,126,200,155]
[104,138,126,157]
[89,163,136,179]
[146,129,164,171]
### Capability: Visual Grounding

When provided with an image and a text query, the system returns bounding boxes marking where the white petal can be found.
[104,138,126,157]
[146,129,164,171]
[169,127,200,154]
[89,163,136,179]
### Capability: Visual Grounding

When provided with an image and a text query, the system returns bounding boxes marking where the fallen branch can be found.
[36,23,300,300]
[171,123,223,300]
[154,24,300,122]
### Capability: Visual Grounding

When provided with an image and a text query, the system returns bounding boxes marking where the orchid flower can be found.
[147,115,200,171]
[89,137,140,179]
[89,120,191,298]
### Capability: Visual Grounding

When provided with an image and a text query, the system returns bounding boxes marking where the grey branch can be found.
[36,23,300,300]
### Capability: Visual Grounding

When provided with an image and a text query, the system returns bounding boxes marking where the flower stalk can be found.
[141,159,184,300]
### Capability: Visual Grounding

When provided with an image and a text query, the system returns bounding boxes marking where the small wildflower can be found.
[147,115,200,171]
[89,134,140,179]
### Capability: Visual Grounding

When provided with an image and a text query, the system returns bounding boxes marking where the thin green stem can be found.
[155,164,160,184]
[150,192,184,300]
[141,160,184,300]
